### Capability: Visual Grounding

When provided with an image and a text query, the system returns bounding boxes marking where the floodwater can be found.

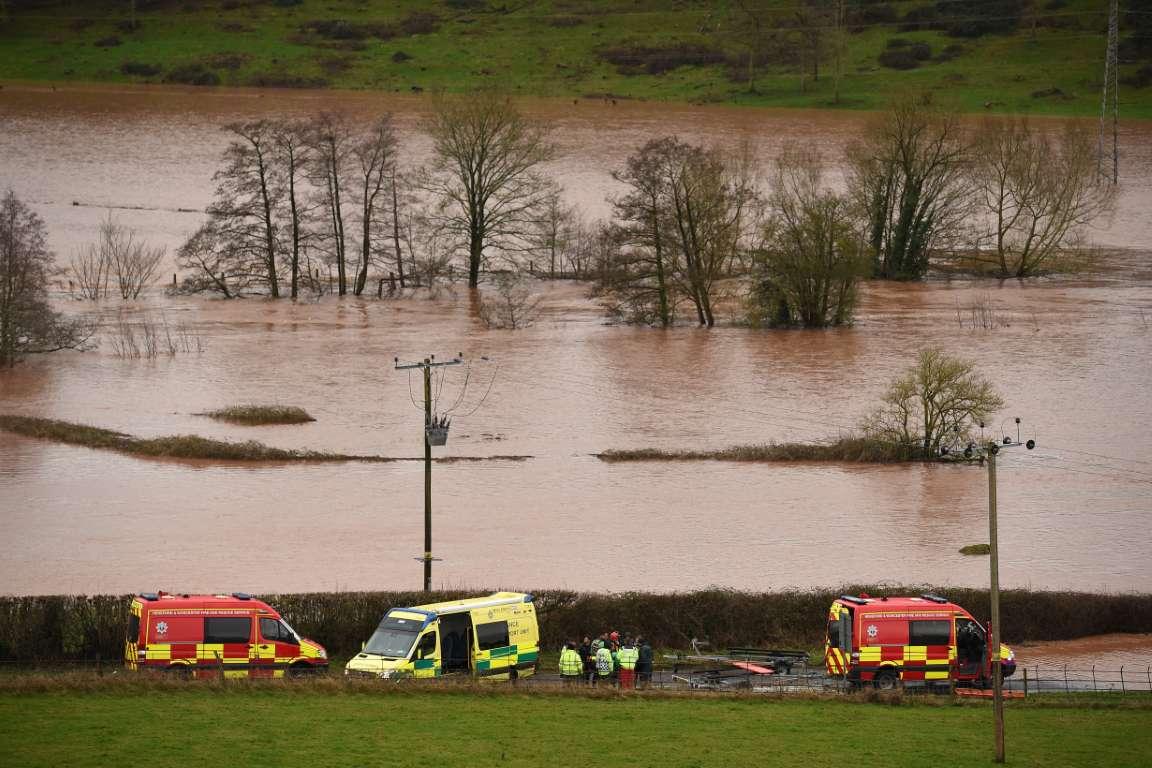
[1,85,1151,603]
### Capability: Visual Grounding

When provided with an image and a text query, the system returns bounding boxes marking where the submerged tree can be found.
[606,137,756,327]
[423,92,554,288]
[204,120,284,297]
[71,213,164,301]
[0,191,93,367]
[610,138,676,326]
[273,120,313,300]
[864,347,1003,459]
[847,98,969,280]
[969,118,1115,278]
[350,115,399,296]
[751,149,866,328]
[309,112,353,296]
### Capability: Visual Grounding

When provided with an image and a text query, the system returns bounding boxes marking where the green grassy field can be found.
[1,0,1149,116]
[1,682,1151,767]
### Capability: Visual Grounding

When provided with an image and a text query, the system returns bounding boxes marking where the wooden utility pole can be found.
[964,423,1035,765]
[987,446,1004,763]
[394,354,463,592]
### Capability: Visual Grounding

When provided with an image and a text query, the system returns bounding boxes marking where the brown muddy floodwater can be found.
[1,85,1151,601]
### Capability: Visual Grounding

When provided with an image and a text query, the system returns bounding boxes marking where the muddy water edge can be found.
[1,85,1150,608]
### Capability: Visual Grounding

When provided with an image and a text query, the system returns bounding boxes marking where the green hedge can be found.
[2,587,1150,662]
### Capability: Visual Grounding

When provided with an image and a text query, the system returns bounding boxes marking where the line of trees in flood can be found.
[178,93,1114,330]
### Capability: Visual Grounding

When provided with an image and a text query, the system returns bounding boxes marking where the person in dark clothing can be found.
[578,636,594,684]
[635,636,654,687]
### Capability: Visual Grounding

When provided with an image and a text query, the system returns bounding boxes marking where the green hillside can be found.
[1,0,1150,116]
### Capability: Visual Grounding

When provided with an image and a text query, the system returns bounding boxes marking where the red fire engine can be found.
[825,593,1016,689]
[125,591,328,677]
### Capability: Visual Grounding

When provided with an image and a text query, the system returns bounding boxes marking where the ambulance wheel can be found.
[508,668,519,684]
[287,663,313,678]
[873,669,900,691]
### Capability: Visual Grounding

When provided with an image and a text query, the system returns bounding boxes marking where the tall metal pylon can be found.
[1098,0,1119,183]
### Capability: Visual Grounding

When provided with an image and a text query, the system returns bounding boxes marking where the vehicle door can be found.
[202,615,254,673]
[908,618,953,683]
[256,616,301,674]
[475,619,514,679]
[954,617,987,681]
[411,629,439,679]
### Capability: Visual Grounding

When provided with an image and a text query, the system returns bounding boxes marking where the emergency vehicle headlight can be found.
[318,648,327,659]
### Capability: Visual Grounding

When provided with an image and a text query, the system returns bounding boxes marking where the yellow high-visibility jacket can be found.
[559,647,583,676]
[617,646,639,670]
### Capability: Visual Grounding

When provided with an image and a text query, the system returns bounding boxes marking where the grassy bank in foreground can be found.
[1,0,1148,117]
[1,688,1149,767]
[0,414,529,463]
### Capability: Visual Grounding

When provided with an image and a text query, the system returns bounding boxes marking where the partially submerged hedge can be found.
[2,588,1150,663]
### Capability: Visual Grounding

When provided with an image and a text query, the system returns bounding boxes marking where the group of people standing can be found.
[558,631,654,688]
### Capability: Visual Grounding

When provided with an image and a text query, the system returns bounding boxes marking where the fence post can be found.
[214,650,224,681]
[1119,666,1125,693]
[1064,665,1069,693]
[1022,668,1028,698]
[1091,665,1096,692]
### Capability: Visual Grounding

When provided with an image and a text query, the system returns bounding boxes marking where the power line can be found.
[1099,0,1120,183]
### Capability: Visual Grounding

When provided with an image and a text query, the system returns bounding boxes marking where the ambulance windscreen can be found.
[363,616,422,658]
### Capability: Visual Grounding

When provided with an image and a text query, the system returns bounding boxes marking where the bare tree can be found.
[70,241,110,300]
[660,138,757,327]
[606,137,756,327]
[350,115,399,296]
[174,221,252,298]
[106,216,164,300]
[71,213,163,300]
[751,149,866,328]
[201,121,283,297]
[864,347,1003,459]
[1,191,94,367]
[970,118,1116,278]
[273,120,313,300]
[423,92,555,288]
[609,138,677,326]
[389,171,410,288]
[847,98,970,280]
[309,112,352,296]
[527,191,580,277]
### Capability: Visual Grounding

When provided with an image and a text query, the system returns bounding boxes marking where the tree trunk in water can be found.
[391,176,405,288]
[468,231,482,288]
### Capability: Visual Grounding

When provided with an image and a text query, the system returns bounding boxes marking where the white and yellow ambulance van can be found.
[344,592,539,681]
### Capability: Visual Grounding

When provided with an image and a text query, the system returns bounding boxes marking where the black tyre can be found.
[873,668,900,691]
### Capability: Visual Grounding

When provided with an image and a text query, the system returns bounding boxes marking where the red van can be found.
[125,591,327,677]
[825,593,1016,689]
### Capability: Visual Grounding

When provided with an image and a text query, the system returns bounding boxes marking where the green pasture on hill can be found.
[2,688,1151,767]
[1,0,1149,117]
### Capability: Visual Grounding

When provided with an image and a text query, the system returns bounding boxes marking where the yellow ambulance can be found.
[344,592,540,680]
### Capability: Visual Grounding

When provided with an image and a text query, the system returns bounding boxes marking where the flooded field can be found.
[1,85,1150,598]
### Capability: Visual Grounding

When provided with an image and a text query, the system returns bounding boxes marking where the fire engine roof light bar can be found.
[839,595,869,605]
[920,593,949,604]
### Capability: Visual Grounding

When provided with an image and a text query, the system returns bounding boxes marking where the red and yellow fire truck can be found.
[825,593,1016,689]
[125,591,327,677]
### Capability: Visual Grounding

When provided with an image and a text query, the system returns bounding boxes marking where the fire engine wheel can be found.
[287,663,314,678]
[166,664,193,679]
[873,668,900,691]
